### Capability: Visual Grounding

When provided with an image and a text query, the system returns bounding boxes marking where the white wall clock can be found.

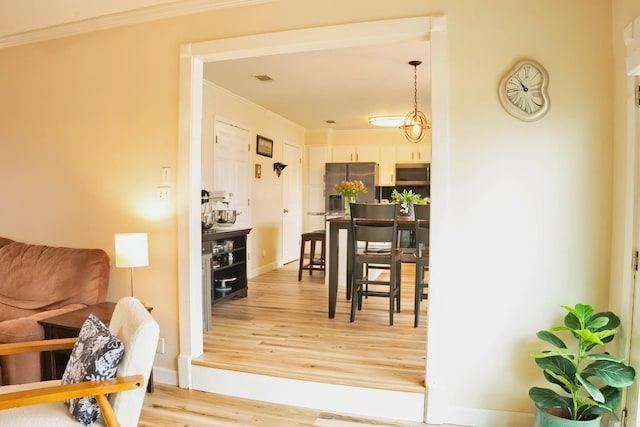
[498,59,549,122]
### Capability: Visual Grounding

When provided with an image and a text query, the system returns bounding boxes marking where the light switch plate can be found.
[161,167,172,185]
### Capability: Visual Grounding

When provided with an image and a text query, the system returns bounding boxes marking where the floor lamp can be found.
[114,233,149,298]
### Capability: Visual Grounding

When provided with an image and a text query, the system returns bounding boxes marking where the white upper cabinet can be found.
[331,145,354,162]
[378,145,396,186]
[395,142,431,163]
[332,145,380,163]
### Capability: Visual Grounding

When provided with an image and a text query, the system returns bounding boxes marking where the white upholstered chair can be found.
[0,297,159,427]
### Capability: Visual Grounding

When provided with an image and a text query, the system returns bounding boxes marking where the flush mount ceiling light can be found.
[368,115,405,127]
[401,60,430,143]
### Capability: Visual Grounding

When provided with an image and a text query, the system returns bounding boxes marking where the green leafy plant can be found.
[529,304,636,421]
[391,189,428,215]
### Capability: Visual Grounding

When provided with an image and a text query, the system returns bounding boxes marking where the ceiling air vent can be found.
[325,120,336,124]
[254,75,273,82]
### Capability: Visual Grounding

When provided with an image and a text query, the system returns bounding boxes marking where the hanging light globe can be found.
[400,60,430,143]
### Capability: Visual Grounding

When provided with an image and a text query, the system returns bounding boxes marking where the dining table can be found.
[326,215,419,318]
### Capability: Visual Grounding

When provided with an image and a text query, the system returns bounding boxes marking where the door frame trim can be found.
[177,16,451,424]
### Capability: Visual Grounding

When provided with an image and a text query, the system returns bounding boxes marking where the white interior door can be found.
[282,141,302,264]
[625,75,640,427]
[213,120,251,230]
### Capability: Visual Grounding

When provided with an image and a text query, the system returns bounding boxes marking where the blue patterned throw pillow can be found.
[61,313,125,425]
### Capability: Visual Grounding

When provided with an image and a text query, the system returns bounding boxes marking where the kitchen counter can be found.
[202,227,252,240]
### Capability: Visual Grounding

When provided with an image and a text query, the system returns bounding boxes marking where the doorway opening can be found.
[177,16,451,423]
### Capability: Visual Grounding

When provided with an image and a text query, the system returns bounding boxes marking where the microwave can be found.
[395,163,430,186]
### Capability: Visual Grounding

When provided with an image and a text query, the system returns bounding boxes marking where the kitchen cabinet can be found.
[395,143,431,163]
[306,145,329,231]
[202,228,251,330]
[332,145,379,163]
[378,145,396,186]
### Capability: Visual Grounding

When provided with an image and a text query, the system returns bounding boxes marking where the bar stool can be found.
[298,230,326,281]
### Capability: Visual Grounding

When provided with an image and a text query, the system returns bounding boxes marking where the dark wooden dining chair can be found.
[350,203,402,325]
[413,203,430,327]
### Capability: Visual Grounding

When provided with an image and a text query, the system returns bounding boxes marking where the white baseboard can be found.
[191,365,425,422]
[445,405,533,427]
[153,365,535,426]
[152,366,178,387]
[249,262,277,278]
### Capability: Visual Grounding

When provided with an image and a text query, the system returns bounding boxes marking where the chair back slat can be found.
[350,203,399,248]
[413,203,430,327]
[414,204,429,258]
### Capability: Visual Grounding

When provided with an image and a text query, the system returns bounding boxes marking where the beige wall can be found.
[438,1,612,418]
[201,81,306,274]
[0,0,629,423]
[329,128,429,146]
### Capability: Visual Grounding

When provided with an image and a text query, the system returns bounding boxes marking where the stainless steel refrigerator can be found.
[325,162,378,212]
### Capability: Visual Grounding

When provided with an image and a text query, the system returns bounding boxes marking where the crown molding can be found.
[0,0,270,49]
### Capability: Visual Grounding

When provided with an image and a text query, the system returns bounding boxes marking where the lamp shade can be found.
[114,233,149,268]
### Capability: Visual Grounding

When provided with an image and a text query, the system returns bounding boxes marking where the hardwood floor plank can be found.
[139,262,446,425]
[196,261,427,393]
[140,384,464,426]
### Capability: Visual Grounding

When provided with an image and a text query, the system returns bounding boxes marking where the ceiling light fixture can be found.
[401,60,430,143]
[368,115,405,127]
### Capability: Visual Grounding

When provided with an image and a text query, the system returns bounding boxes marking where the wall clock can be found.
[498,59,549,122]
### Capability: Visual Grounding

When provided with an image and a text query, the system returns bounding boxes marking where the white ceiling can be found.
[0,0,431,131]
[203,41,430,131]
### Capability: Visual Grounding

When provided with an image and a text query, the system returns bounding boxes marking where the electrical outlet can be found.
[156,338,165,354]
[157,187,171,201]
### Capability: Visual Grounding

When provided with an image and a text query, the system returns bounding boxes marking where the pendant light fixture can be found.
[401,60,430,143]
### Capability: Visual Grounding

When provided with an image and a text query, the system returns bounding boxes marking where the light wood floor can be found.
[196,261,427,393]
[140,383,460,426]
[139,261,433,426]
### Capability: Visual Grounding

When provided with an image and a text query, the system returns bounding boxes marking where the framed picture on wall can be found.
[256,135,273,158]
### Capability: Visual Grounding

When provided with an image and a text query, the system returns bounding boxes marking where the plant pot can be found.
[535,408,602,427]
[406,202,415,218]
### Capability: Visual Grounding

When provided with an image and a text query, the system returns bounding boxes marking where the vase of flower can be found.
[344,195,357,217]
[334,180,367,218]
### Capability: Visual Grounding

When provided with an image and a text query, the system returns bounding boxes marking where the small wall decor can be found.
[255,163,262,179]
[273,162,287,177]
[256,135,273,158]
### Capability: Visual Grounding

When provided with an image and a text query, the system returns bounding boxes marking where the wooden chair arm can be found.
[0,338,77,355]
[0,374,144,427]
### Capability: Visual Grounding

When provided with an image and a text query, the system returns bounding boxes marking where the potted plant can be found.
[529,303,636,426]
[390,189,428,217]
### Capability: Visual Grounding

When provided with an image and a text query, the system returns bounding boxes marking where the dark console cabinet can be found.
[201,228,251,331]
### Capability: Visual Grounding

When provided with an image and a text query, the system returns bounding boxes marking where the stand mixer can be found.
[202,190,238,229]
